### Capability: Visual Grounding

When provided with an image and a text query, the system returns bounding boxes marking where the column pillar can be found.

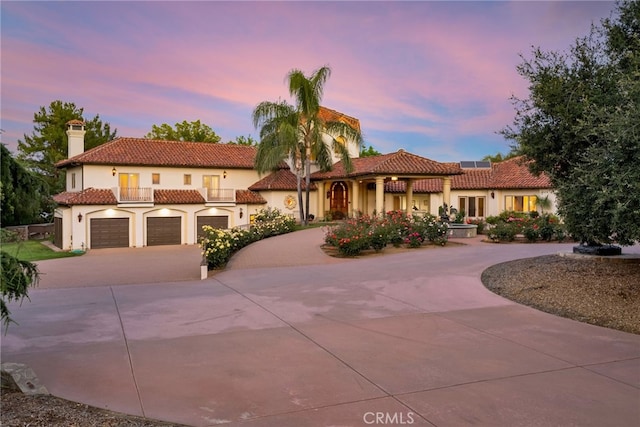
[375,177,385,216]
[442,177,451,211]
[351,180,359,216]
[406,179,414,213]
[317,181,325,219]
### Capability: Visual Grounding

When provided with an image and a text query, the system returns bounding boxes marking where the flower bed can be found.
[324,210,449,257]
[485,211,568,243]
[200,207,295,269]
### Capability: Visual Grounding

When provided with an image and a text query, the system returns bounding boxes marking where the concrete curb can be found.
[1,362,49,395]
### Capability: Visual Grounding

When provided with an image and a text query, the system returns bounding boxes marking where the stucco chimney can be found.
[66,119,86,158]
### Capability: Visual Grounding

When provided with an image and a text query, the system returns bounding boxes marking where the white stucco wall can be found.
[80,165,260,193]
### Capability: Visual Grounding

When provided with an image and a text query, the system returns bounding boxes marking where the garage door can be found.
[147,217,181,246]
[197,216,229,239]
[91,218,129,249]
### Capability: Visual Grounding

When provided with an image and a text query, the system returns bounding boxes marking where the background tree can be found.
[1,251,39,331]
[1,145,48,226]
[501,0,639,246]
[145,120,221,143]
[359,144,381,157]
[17,101,117,195]
[481,151,518,163]
[227,135,258,146]
[253,66,363,225]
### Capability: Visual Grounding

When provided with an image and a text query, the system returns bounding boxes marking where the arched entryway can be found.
[329,181,348,219]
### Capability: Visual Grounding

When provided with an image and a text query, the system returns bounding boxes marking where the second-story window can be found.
[71,172,76,189]
[203,175,220,200]
[152,173,160,185]
[119,173,140,200]
[184,174,191,185]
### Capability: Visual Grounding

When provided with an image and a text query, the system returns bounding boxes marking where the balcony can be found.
[114,187,154,203]
[201,188,235,203]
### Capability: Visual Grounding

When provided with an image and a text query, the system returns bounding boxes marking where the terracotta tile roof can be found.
[318,106,361,132]
[56,138,258,169]
[249,169,317,191]
[236,190,267,204]
[53,188,267,205]
[385,156,551,193]
[53,188,117,205]
[154,189,205,204]
[311,149,463,180]
[66,119,85,125]
[490,156,551,189]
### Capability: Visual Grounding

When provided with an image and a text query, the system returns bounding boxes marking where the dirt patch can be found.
[482,255,640,334]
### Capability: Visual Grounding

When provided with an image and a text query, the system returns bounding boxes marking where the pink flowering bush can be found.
[324,211,449,256]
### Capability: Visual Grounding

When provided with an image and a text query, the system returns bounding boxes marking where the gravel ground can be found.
[482,254,640,335]
[2,251,638,426]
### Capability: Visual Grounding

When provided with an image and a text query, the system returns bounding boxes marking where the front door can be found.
[330,181,348,219]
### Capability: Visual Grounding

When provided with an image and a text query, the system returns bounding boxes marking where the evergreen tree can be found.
[501,1,639,246]
[17,101,116,195]
[0,144,48,226]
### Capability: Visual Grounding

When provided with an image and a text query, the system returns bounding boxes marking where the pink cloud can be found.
[1,0,615,157]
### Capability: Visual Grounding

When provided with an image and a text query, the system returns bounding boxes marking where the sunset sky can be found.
[1,1,615,162]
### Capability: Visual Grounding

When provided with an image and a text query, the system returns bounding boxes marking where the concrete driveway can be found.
[2,229,639,426]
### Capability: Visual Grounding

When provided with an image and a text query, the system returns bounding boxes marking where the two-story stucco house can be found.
[53,110,554,250]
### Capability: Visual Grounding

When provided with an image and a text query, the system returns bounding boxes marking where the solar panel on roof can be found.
[460,161,491,169]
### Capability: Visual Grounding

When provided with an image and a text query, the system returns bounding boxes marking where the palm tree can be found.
[253,65,363,225]
[253,100,306,221]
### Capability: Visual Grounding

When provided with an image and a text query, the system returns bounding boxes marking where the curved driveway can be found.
[2,229,639,427]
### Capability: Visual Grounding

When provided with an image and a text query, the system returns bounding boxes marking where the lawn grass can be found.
[294,221,336,231]
[1,240,82,262]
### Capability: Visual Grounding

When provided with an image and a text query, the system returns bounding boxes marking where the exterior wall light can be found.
[223,170,227,179]
[112,167,117,176]
[77,213,83,222]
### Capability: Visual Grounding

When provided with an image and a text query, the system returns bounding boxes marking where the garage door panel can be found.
[147,217,181,246]
[91,218,129,249]
[197,216,229,239]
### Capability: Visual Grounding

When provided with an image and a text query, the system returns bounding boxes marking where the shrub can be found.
[200,227,232,269]
[323,211,449,254]
[404,231,423,248]
[488,223,517,242]
[0,229,22,243]
[369,223,390,252]
[523,225,540,242]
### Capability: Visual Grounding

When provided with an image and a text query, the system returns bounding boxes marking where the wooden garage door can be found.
[147,217,181,246]
[91,218,129,249]
[53,217,63,249]
[197,216,229,239]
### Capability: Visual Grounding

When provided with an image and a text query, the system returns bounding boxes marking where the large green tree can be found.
[145,120,221,143]
[0,145,48,226]
[17,101,117,195]
[501,1,639,246]
[253,66,363,225]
